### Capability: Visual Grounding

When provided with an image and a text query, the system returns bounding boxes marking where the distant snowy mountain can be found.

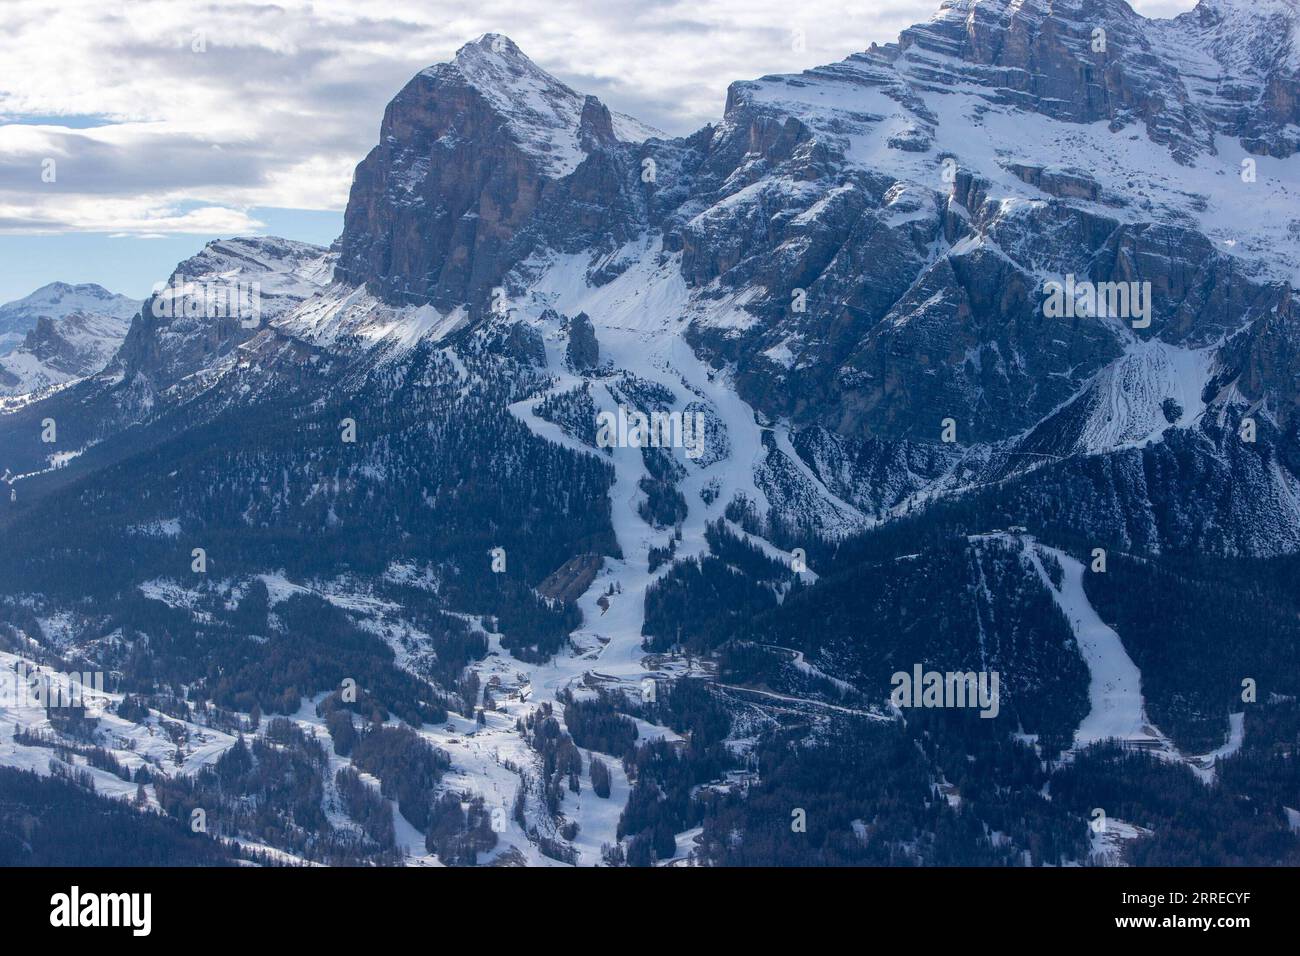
[0,282,136,354]
[0,309,132,397]
[0,283,139,397]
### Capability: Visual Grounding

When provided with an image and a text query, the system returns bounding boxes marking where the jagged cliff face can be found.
[0,283,138,397]
[664,0,1300,448]
[0,311,132,396]
[115,236,332,393]
[334,35,657,311]
[894,0,1300,158]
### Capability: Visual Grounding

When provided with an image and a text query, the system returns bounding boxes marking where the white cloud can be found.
[0,0,1197,235]
[0,194,262,234]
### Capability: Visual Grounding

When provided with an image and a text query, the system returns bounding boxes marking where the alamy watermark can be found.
[596,405,706,460]
[1042,275,1151,329]
[1,662,104,709]
[50,886,151,936]
[890,664,1000,718]
[151,273,263,328]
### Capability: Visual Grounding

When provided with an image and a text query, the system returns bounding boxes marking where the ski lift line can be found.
[1006,450,1066,460]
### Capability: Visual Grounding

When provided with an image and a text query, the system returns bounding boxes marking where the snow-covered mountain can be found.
[0,309,133,397]
[0,283,139,398]
[436,33,661,178]
[0,282,136,353]
[327,2,1300,555]
[2,0,1299,868]
[334,34,661,309]
[113,236,334,394]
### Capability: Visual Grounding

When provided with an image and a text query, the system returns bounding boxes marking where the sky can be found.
[0,0,1198,304]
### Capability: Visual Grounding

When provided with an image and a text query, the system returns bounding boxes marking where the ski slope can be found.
[1021,539,1172,753]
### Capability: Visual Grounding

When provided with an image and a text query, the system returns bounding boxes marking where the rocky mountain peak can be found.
[115,235,331,390]
[456,32,525,61]
[0,281,137,349]
[436,33,594,178]
[335,35,661,309]
[0,305,135,397]
[892,0,1300,159]
[9,282,136,323]
[415,33,655,178]
[1180,0,1300,76]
